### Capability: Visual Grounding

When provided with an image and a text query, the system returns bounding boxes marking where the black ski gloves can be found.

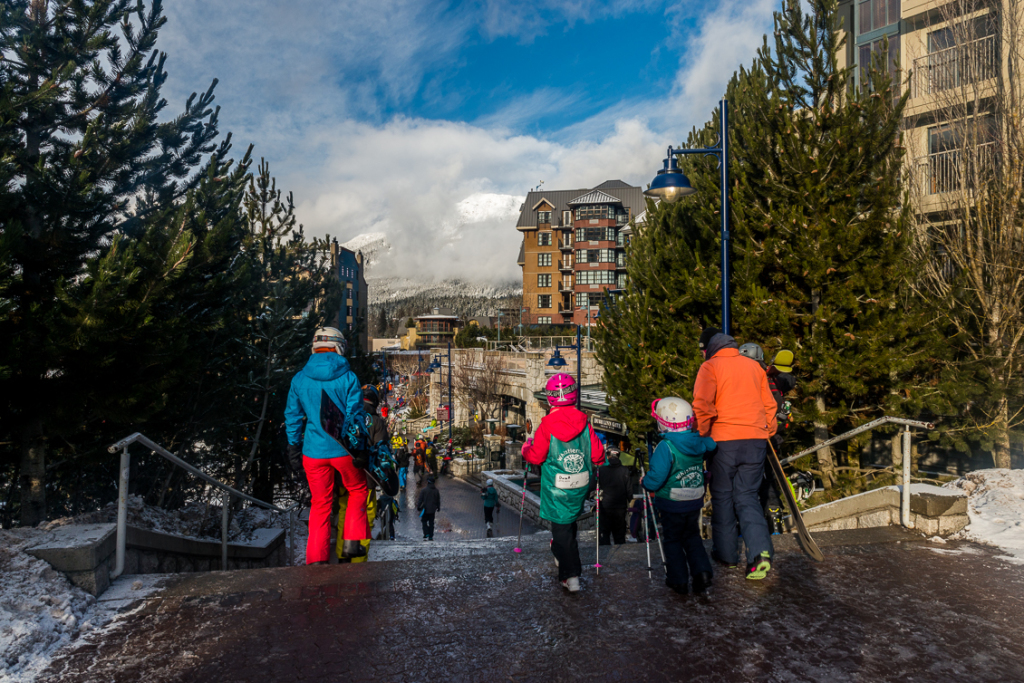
[287,444,303,476]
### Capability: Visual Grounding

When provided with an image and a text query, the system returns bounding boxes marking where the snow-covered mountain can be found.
[338,192,525,335]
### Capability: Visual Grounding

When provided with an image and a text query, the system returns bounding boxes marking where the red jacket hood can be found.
[545,406,590,441]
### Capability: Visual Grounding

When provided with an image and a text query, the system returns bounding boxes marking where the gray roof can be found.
[594,180,632,190]
[515,181,646,229]
[567,189,622,206]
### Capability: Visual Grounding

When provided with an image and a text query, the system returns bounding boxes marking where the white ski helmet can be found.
[651,397,696,433]
[738,342,764,362]
[312,327,347,355]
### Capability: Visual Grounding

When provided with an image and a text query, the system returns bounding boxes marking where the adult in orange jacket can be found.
[692,328,778,580]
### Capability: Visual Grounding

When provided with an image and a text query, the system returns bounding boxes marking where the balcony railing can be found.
[558,260,573,271]
[912,34,998,97]
[916,141,997,195]
[559,239,573,251]
[559,280,573,292]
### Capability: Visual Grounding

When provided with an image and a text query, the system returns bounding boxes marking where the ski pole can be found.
[640,466,667,576]
[594,466,601,575]
[641,490,652,579]
[643,437,667,575]
[514,465,529,553]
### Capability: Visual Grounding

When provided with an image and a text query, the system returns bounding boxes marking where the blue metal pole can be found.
[719,98,731,335]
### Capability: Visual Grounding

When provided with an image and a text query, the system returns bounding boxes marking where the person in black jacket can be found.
[595,448,632,545]
[416,476,441,540]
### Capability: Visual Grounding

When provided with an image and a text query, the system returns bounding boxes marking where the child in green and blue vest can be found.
[521,373,605,593]
[642,397,716,595]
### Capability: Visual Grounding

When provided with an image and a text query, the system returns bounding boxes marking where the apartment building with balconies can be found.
[515,180,644,326]
[836,0,1015,213]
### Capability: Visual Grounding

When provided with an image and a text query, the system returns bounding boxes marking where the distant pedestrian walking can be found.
[417,476,441,540]
[522,373,605,593]
[595,448,631,546]
[643,397,716,594]
[693,328,778,580]
[481,479,499,537]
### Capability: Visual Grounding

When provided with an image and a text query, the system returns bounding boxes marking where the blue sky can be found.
[158,0,777,282]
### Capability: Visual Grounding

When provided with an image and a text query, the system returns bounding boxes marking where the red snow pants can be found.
[304,455,368,564]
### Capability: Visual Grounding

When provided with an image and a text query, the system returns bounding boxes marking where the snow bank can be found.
[945,469,1024,565]
[0,529,163,682]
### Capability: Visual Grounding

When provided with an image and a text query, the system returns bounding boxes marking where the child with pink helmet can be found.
[521,372,604,592]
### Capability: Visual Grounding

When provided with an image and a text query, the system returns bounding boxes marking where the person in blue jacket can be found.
[642,396,716,595]
[285,327,368,565]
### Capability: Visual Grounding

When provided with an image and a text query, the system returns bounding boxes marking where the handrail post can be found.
[221,490,230,570]
[112,446,130,580]
[901,425,913,528]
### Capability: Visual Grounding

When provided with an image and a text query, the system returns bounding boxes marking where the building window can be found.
[562,210,571,226]
[858,0,899,36]
[859,34,900,84]
[538,211,552,224]
[538,253,552,267]
[537,232,552,246]
[538,294,552,309]
[537,316,552,324]
[537,274,552,288]
[574,205,615,221]
[575,226,617,242]
[617,273,628,289]
[575,248,616,264]
[575,270,617,285]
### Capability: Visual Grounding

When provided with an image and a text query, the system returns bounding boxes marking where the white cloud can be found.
[156,0,777,284]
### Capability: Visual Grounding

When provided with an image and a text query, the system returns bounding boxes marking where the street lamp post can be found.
[428,342,453,449]
[644,97,731,334]
[546,324,583,408]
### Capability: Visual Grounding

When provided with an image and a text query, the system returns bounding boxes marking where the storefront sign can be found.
[590,413,626,435]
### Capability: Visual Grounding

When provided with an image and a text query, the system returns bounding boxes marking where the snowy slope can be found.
[946,469,1024,564]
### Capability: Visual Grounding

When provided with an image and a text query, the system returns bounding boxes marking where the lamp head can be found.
[547,350,567,367]
[644,149,696,205]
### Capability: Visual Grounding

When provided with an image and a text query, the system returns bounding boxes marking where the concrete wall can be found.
[27,523,288,597]
[799,484,968,537]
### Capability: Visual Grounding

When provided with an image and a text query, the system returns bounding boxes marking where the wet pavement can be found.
[389,471,540,541]
[40,527,1024,682]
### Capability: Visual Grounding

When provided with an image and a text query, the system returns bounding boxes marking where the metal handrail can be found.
[780,416,934,529]
[107,432,298,579]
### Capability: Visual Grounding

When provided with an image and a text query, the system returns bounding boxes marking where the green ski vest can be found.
[654,441,705,503]
[539,427,594,525]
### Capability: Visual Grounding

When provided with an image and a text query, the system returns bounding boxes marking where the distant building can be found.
[372,338,402,352]
[515,180,644,325]
[330,240,368,354]
[402,307,462,349]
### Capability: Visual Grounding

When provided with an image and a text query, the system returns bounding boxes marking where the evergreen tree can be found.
[600,0,944,492]
[0,0,234,524]
[232,160,337,497]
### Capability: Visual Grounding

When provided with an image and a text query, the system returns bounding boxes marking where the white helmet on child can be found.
[651,397,696,433]
[312,327,347,355]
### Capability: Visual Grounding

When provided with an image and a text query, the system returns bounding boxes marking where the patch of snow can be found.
[0,529,167,682]
[945,469,1024,565]
[908,483,964,497]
